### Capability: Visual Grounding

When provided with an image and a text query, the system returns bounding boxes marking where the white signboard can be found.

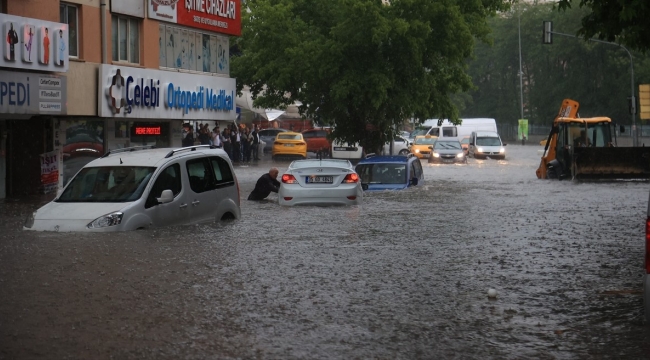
[1,13,69,72]
[98,64,236,120]
[0,70,67,114]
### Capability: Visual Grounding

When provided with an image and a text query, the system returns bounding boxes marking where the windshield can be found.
[476,137,501,146]
[356,163,406,185]
[57,166,155,202]
[434,141,462,150]
[414,137,436,145]
[410,128,430,138]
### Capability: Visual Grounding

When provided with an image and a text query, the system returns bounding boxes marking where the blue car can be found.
[355,154,424,191]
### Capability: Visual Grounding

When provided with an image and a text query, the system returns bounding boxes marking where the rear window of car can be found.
[278,134,302,140]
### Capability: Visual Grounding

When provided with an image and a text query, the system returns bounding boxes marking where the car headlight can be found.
[87,212,123,229]
[477,147,484,153]
[432,152,440,158]
[499,147,505,154]
[415,149,421,153]
[24,211,36,229]
[456,152,464,158]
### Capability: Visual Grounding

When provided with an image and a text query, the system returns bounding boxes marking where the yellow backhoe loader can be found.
[536,99,650,180]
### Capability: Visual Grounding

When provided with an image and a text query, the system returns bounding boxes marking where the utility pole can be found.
[517,2,524,120]
[543,21,638,147]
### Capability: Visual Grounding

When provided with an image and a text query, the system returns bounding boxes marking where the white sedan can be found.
[278,159,363,206]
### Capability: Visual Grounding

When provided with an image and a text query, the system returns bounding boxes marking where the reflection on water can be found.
[2,145,650,358]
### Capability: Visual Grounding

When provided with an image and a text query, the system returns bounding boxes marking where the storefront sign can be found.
[0,70,67,114]
[98,64,236,120]
[0,13,69,72]
[148,0,241,36]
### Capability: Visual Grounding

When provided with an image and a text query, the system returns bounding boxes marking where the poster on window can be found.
[158,23,166,67]
[54,28,66,66]
[210,35,217,73]
[201,33,211,72]
[40,150,59,194]
[186,30,196,70]
[169,26,181,68]
[217,36,229,74]
[179,28,188,69]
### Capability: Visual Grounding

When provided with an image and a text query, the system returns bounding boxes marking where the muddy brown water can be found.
[2,145,650,359]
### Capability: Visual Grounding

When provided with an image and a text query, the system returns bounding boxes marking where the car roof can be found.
[260,128,289,132]
[357,155,412,164]
[279,131,302,136]
[83,146,229,168]
[475,131,500,136]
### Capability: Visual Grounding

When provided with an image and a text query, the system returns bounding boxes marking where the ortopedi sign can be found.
[0,70,67,114]
[98,64,236,120]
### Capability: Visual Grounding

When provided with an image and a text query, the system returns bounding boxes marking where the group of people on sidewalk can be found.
[182,122,263,164]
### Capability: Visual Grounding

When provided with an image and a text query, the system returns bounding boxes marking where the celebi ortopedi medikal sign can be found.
[98,64,236,121]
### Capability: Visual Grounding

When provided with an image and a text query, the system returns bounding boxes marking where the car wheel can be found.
[399,149,409,155]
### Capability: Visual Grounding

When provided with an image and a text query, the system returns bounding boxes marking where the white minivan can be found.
[468,131,507,160]
[24,145,241,232]
[331,141,364,160]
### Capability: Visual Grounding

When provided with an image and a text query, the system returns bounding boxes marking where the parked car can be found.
[382,135,411,155]
[428,139,467,164]
[272,132,307,160]
[302,128,331,155]
[410,135,437,159]
[355,153,424,191]
[278,159,363,206]
[24,145,241,232]
[259,128,289,153]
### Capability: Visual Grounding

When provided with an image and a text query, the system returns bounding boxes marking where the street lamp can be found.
[543,21,638,147]
[517,2,524,121]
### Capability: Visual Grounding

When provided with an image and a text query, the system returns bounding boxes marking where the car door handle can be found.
[179,203,188,209]
[192,200,200,206]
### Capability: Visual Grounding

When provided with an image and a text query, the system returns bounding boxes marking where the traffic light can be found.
[543,21,553,44]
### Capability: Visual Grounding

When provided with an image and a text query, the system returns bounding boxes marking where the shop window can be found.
[59,2,78,57]
[111,15,139,63]
[159,25,229,74]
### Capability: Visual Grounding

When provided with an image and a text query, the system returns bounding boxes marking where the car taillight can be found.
[646,217,650,273]
[343,173,359,183]
[282,174,297,184]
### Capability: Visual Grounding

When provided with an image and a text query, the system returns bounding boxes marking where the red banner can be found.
[150,0,241,37]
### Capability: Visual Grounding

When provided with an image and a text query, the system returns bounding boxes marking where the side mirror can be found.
[428,146,433,149]
[503,143,507,146]
[156,189,174,204]
[410,177,419,186]
[361,183,369,191]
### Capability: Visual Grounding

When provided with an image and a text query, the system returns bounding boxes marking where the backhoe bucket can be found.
[573,147,650,180]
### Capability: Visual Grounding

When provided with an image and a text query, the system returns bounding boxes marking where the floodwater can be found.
[2,145,650,359]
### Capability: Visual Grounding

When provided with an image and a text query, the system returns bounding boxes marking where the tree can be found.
[461,2,650,128]
[232,0,510,150]
[556,0,650,53]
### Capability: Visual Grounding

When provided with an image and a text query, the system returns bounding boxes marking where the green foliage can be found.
[462,2,650,127]
[556,0,650,53]
[232,0,510,149]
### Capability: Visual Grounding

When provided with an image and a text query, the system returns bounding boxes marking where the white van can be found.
[411,118,497,141]
[468,131,506,160]
[24,145,241,232]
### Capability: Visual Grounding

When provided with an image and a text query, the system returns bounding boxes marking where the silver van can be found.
[468,131,507,160]
[24,145,241,232]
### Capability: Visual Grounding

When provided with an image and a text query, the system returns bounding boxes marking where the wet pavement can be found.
[2,145,650,359]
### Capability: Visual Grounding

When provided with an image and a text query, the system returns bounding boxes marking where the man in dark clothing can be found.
[182,125,194,147]
[248,168,280,200]
[251,124,260,160]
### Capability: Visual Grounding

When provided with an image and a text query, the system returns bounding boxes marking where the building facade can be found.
[0,0,240,198]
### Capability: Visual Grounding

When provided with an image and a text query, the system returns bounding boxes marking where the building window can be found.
[59,3,78,57]
[111,15,139,63]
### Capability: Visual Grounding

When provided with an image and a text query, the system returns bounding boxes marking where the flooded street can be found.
[2,145,650,359]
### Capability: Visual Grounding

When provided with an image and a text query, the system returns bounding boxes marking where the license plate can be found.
[284,143,294,147]
[307,176,333,183]
[334,147,347,151]
[443,159,453,163]
[422,154,430,158]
